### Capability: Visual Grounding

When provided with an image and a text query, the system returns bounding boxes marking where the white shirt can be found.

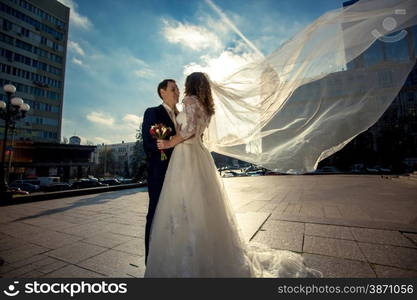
[162,103,177,130]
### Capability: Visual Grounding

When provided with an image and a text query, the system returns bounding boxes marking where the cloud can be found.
[134,69,154,78]
[180,1,307,82]
[86,112,115,126]
[205,0,263,58]
[125,56,155,78]
[184,40,258,81]
[123,114,143,128]
[57,0,92,30]
[122,114,143,132]
[68,40,85,56]
[63,43,157,144]
[92,136,113,145]
[72,57,84,66]
[158,3,262,81]
[162,18,222,51]
[202,14,230,36]
[64,113,142,145]
[74,47,154,83]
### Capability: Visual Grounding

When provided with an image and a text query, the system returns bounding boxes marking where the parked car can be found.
[99,178,121,186]
[8,182,39,193]
[374,166,392,174]
[350,164,365,173]
[118,178,134,184]
[315,166,339,173]
[71,179,109,189]
[42,183,71,192]
[222,171,239,178]
[218,166,233,172]
[246,170,265,176]
[12,179,41,186]
[38,177,60,187]
[243,165,259,173]
[365,167,379,173]
[8,187,29,195]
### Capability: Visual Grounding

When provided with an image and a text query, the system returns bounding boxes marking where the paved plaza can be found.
[0,175,416,278]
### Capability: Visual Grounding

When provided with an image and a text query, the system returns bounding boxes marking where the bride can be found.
[144,72,321,277]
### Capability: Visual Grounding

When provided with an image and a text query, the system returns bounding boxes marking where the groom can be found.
[142,79,179,264]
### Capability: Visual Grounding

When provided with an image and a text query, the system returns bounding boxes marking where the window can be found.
[2,19,12,31]
[0,32,13,45]
[0,48,13,60]
[363,40,384,67]
[378,70,393,88]
[43,118,58,126]
[384,32,409,62]
[1,17,64,54]
[29,31,41,43]
[20,27,29,37]
[16,39,32,52]
[411,25,417,57]
[0,2,64,40]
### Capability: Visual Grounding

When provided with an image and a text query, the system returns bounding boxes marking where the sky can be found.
[57,0,347,145]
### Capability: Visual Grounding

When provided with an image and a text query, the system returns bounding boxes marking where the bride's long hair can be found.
[184,72,215,116]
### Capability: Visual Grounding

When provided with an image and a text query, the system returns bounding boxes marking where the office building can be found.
[0,0,69,142]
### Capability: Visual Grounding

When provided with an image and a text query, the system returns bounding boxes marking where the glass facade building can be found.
[0,0,69,142]
[324,0,417,170]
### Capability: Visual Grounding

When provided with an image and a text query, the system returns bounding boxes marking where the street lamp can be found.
[0,84,30,200]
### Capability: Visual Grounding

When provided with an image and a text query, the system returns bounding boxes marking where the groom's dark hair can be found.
[157,79,176,99]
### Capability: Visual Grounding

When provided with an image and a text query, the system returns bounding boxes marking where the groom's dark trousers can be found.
[142,105,176,265]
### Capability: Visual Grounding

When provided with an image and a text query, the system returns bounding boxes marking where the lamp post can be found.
[0,84,30,200]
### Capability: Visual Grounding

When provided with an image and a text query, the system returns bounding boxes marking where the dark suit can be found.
[142,104,176,264]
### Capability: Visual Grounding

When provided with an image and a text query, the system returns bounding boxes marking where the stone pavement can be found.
[0,175,416,278]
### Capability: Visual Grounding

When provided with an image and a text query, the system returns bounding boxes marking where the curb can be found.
[0,183,147,207]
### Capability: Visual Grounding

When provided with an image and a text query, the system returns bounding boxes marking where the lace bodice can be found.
[177,95,211,140]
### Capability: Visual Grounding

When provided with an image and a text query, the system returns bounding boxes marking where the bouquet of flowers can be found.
[149,123,172,160]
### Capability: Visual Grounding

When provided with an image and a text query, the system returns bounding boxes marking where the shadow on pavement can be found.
[10,187,148,222]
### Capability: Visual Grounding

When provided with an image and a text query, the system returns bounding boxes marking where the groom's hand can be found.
[157,139,171,150]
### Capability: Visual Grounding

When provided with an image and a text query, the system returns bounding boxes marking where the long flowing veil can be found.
[203,0,417,174]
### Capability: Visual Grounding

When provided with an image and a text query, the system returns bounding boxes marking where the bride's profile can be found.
[144,72,321,278]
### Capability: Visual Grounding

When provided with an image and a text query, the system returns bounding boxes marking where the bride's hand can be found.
[157,139,171,150]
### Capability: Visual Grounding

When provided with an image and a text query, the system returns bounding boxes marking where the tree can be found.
[130,124,148,181]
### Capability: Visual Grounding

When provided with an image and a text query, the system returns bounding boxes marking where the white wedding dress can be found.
[144,95,321,278]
